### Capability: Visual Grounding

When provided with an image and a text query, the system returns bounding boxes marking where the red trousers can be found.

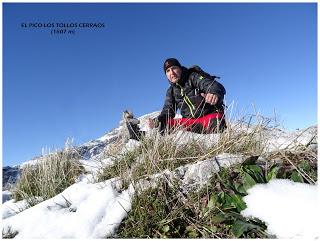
[167,112,225,133]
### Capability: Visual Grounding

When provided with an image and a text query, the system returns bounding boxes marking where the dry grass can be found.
[2,226,19,239]
[98,113,273,186]
[13,146,84,205]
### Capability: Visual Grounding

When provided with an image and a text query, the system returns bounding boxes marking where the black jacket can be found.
[157,67,226,123]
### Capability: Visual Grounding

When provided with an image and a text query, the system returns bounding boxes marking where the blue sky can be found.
[3,3,317,166]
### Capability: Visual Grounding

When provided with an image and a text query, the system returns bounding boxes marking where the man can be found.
[125,58,226,140]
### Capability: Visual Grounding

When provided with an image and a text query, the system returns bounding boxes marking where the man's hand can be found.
[201,93,219,105]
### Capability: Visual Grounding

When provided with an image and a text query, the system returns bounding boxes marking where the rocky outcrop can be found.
[2,166,21,189]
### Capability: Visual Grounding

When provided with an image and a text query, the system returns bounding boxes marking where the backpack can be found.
[188,65,220,81]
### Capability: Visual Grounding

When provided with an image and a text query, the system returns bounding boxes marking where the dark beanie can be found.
[163,58,182,73]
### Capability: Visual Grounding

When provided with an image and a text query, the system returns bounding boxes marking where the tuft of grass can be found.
[204,114,271,158]
[116,179,195,238]
[263,146,317,184]
[97,148,140,183]
[97,129,208,186]
[13,147,84,205]
[130,131,207,178]
[2,227,18,239]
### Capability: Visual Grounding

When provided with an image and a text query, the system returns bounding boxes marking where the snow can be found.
[2,178,135,238]
[19,158,41,168]
[2,190,12,204]
[241,179,319,239]
[79,157,114,174]
[2,199,28,219]
[174,153,244,192]
[121,139,140,153]
[264,126,316,152]
[97,127,122,142]
[137,111,161,121]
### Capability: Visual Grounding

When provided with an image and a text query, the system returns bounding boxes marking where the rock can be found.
[2,166,21,189]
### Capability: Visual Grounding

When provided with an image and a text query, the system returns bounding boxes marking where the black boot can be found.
[123,110,145,140]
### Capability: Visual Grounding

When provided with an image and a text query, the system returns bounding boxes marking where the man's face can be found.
[166,66,182,84]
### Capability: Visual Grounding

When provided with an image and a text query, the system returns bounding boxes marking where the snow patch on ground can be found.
[121,139,141,153]
[2,198,29,219]
[2,190,12,204]
[265,126,316,152]
[79,157,114,174]
[241,179,319,239]
[2,179,135,238]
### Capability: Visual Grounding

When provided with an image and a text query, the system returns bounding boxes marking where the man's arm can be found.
[190,72,226,105]
[148,86,176,128]
[157,86,176,123]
